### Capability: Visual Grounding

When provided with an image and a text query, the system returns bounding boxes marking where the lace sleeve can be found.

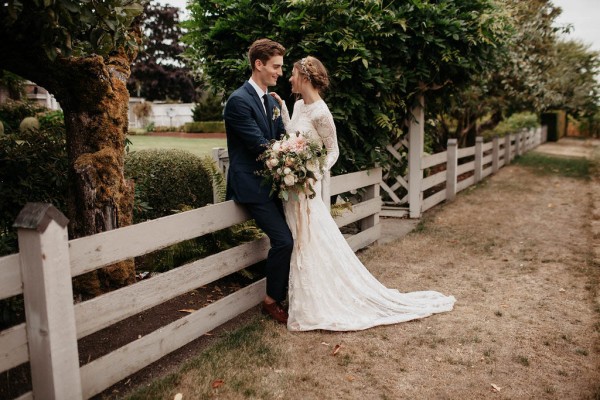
[281,100,291,131]
[314,108,339,170]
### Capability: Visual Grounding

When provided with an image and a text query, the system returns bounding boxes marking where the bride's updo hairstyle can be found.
[295,56,330,92]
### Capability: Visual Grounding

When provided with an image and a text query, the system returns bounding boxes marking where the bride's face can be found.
[289,67,304,94]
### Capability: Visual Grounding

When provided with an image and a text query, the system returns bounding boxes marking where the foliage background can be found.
[184,0,511,174]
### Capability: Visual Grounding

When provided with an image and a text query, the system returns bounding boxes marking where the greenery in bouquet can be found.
[257,131,327,201]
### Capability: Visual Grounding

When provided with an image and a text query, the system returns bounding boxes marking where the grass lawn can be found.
[126,135,227,158]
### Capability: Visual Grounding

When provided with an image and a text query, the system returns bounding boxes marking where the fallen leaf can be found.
[559,288,566,292]
[178,309,196,313]
[174,394,183,400]
[346,375,355,381]
[321,342,330,346]
[332,344,342,356]
[212,379,224,389]
[491,383,501,392]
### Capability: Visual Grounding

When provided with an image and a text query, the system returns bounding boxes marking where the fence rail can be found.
[418,127,547,213]
[0,167,382,400]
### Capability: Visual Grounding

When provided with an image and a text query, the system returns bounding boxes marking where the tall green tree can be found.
[184,0,510,173]
[128,1,197,102]
[429,0,599,149]
[0,0,144,295]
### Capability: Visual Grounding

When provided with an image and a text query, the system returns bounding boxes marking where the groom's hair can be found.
[248,39,286,71]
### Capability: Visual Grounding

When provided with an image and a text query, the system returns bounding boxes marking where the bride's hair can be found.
[294,56,330,92]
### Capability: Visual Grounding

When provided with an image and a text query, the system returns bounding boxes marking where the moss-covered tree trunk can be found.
[2,50,137,296]
[61,53,136,296]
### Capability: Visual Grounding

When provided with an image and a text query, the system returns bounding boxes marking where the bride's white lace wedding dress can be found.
[280,99,456,331]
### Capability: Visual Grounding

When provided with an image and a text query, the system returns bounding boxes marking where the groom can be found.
[223,38,292,324]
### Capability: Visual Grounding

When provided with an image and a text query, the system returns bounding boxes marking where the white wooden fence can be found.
[417,127,547,213]
[0,168,382,400]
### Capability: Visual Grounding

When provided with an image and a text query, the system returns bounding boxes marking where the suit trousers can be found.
[243,199,293,303]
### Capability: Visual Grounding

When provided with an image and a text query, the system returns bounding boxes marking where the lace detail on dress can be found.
[280,99,339,171]
[280,98,456,332]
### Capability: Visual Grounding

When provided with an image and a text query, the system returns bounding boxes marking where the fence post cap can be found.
[476,136,484,143]
[13,203,69,233]
[447,138,458,145]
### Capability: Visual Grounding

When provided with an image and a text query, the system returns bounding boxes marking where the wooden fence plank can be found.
[457,161,475,175]
[482,154,493,165]
[0,254,22,300]
[421,170,447,192]
[422,152,447,169]
[69,201,251,277]
[334,197,382,228]
[482,141,494,152]
[408,97,425,218]
[458,147,475,158]
[75,238,269,339]
[0,323,28,373]
[482,166,493,179]
[346,225,381,251]
[330,168,382,196]
[457,176,476,192]
[422,190,447,212]
[80,280,266,398]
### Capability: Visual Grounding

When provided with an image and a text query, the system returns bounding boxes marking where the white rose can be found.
[276,168,283,175]
[284,174,295,186]
[269,158,279,167]
[283,167,292,175]
[272,142,281,152]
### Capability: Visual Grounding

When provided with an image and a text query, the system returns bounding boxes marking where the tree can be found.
[429,0,599,149]
[127,1,197,102]
[0,0,143,295]
[184,0,510,173]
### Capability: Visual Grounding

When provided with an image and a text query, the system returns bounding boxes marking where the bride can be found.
[270,56,455,331]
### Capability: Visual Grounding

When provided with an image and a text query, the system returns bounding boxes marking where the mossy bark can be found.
[1,49,137,296]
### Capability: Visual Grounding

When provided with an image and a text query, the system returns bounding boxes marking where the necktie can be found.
[263,94,271,121]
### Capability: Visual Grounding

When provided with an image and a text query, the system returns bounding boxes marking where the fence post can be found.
[408,95,424,218]
[446,139,458,201]
[359,168,381,232]
[474,136,483,183]
[515,131,521,157]
[14,203,82,400]
[492,136,500,173]
[321,170,331,210]
[212,147,230,204]
[504,134,511,165]
[542,126,548,143]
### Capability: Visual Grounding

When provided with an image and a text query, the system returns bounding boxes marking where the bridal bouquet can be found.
[257,131,327,201]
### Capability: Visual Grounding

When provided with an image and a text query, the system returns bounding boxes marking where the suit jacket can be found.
[224,81,286,203]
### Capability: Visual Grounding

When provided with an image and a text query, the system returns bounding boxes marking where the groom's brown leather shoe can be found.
[262,301,288,324]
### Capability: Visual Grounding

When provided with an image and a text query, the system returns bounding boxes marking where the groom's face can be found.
[256,56,284,88]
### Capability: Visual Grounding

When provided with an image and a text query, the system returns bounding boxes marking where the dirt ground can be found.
[7,138,597,400]
[132,138,599,400]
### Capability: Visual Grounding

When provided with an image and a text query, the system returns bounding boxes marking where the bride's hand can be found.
[270,92,283,106]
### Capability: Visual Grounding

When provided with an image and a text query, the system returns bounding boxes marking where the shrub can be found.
[0,121,68,256]
[486,112,539,139]
[192,93,224,121]
[0,100,46,134]
[127,127,147,135]
[124,149,214,222]
[183,120,225,133]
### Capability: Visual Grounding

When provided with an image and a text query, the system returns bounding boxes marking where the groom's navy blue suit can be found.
[224,81,293,303]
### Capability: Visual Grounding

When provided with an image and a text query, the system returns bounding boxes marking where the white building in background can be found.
[24,82,61,110]
[0,81,61,110]
[128,97,194,129]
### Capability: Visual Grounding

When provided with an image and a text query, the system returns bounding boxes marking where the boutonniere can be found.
[272,106,280,120]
